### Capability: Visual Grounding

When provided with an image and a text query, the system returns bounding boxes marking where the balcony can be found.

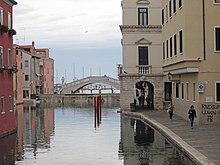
[138,65,151,75]
[118,64,152,75]
[35,80,42,87]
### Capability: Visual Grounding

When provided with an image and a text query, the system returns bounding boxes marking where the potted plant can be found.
[0,66,6,73]
[0,25,9,34]
[12,65,18,73]
[8,28,16,36]
[7,66,17,74]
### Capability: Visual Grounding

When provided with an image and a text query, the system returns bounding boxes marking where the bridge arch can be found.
[59,76,120,94]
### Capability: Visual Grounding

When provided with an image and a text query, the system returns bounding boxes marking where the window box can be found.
[0,66,6,73]
[0,25,9,34]
[7,65,18,74]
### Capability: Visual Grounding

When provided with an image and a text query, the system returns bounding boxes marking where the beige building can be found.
[119,0,163,110]
[162,0,220,124]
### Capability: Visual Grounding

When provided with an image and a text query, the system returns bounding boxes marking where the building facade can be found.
[35,48,54,94]
[162,0,220,124]
[119,0,163,110]
[0,0,17,137]
[15,42,54,99]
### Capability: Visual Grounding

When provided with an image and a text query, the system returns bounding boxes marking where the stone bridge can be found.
[59,76,120,94]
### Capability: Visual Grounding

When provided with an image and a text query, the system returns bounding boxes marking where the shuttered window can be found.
[138,47,148,65]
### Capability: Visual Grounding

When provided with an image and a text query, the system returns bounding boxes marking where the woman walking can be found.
[188,105,197,129]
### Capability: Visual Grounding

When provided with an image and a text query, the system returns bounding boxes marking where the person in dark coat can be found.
[188,105,197,129]
[167,102,174,119]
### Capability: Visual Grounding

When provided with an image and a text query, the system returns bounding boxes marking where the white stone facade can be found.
[120,0,164,111]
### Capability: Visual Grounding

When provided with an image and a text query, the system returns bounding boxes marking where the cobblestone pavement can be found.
[121,109,220,165]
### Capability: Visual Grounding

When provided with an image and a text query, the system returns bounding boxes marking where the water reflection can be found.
[0,105,195,165]
[0,133,16,164]
[119,116,195,165]
[16,104,54,164]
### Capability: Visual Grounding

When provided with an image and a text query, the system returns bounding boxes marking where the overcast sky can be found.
[13,0,122,83]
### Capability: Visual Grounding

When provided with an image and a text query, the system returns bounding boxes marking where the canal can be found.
[0,105,195,165]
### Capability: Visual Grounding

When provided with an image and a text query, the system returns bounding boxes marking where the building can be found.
[35,47,54,94]
[162,0,220,124]
[15,42,54,101]
[119,0,163,110]
[0,0,17,137]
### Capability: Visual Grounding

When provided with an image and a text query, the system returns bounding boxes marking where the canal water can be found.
[0,105,195,165]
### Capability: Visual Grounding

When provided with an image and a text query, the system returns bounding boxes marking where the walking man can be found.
[188,105,197,129]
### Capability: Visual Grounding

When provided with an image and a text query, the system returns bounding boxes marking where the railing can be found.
[138,65,151,74]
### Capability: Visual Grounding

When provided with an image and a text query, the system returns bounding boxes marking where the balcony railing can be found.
[118,64,152,75]
[137,65,151,75]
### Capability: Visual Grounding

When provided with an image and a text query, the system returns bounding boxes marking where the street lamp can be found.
[168,72,172,81]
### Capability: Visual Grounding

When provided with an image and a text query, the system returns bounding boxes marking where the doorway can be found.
[135,81,154,110]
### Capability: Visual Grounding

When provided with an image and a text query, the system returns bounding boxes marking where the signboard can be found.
[198,82,204,93]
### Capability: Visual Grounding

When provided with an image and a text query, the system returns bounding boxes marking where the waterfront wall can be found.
[39,94,120,108]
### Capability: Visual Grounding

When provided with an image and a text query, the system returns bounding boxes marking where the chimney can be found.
[32,41,35,47]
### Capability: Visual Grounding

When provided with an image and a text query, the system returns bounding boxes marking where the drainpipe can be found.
[202,0,206,60]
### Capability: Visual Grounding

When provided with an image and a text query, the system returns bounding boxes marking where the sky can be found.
[13,0,122,83]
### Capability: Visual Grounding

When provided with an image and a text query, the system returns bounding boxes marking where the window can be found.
[214,0,220,3]
[9,96,13,111]
[216,83,220,102]
[8,49,12,67]
[181,83,184,99]
[186,83,189,100]
[174,34,177,55]
[1,96,5,113]
[179,0,182,8]
[215,27,220,51]
[138,8,148,25]
[179,30,183,53]
[165,82,172,101]
[193,83,196,101]
[166,5,168,22]
[173,0,176,13]
[162,9,164,25]
[0,47,3,67]
[163,42,165,59]
[166,40,169,58]
[169,0,172,18]
[25,75,29,81]
[25,60,29,67]
[0,8,3,25]
[170,37,172,57]
[176,82,179,98]
[8,12,11,29]
[138,47,148,65]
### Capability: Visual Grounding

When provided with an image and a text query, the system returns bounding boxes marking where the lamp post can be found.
[168,72,172,81]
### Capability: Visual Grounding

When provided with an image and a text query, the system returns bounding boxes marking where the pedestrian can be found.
[167,102,174,119]
[188,105,197,129]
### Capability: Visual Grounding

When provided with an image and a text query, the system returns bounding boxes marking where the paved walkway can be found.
[121,109,220,165]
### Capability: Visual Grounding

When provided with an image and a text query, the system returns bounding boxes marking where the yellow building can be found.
[162,0,220,124]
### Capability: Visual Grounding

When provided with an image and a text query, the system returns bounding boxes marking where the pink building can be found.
[0,0,17,137]
[36,48,54,94]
